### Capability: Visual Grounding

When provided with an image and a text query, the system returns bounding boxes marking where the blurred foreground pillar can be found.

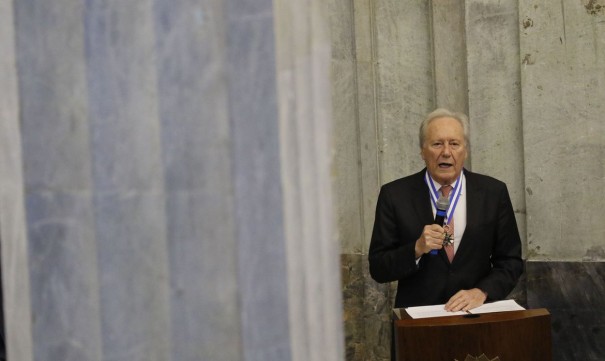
[0,0,343,360]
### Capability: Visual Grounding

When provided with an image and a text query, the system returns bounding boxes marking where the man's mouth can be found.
[438,162,453,168]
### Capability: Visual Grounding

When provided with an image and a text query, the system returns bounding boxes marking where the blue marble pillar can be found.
[14,0,103,360]
[85,1,171,360]
[2,0,342,361]
[152,0,242,360]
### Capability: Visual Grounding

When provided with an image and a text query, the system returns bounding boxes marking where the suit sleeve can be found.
[368,185,420,283]
[475,184,524,300]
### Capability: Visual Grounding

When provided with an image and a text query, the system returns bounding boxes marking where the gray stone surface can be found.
[432,0,469,114]
[362,265,394,361]
[332,57,364,254]
[274,1,345,360]
[93,194,170,361]
[86,0,164,192]
[330,0,605,359]
[15,0,91,192]
[26,193,102,361]
[12,1,102,360]
[526,261,605,360]
[341,254,365,360]
[0,0,34,358]
[341,253,392,361]
[226,5,292,360]
[153,1,242,360]
[465,0,527,254]
[374,0,434,184]
[520,0,605,260]
[329,0,364,254]
[85,2,171,359]
[331,1,434,360]
[353,0,382,254]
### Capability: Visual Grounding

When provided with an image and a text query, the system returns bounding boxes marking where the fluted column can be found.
[0,0,343,360]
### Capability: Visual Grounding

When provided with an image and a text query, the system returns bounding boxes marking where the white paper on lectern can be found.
[404,304,467,319]
[467,299,525,314]
[404,299,525,319]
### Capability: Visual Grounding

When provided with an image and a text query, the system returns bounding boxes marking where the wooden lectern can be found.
[393,309,552,361]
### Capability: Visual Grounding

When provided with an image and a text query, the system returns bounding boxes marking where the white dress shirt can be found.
[430,173,467,254]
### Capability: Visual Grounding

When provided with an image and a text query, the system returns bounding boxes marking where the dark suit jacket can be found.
[368,169,523,308]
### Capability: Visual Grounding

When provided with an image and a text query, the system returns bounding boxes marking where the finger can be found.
[461,293,484,311]
[463,299,480,312]
[426,224,444,234]
[462,298,476,311]
[432,225,445,234]
[444,298,459,311]
[457,298,472,312]
[431,231,446,241]
[431,236,444,250]
[445,291,467,311]
[422,232,442,250]
[446,300,464,312]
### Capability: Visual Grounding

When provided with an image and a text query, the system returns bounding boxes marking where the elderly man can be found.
[368,108,523,314]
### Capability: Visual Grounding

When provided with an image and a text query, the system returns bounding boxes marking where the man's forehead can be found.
[425,128,464,139]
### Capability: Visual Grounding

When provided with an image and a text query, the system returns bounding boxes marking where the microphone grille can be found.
[436,195,450,210]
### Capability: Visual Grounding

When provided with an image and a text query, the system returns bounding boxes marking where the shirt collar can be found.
[428,170,464,193]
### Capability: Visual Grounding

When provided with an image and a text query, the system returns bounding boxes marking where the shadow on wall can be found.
[0,243,5,360]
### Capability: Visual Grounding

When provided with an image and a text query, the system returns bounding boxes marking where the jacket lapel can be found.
[410,169,434,225]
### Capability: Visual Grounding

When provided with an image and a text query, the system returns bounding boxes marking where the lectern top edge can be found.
[393,308,550,327]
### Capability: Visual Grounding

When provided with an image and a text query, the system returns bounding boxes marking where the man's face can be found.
[421,117,468,185]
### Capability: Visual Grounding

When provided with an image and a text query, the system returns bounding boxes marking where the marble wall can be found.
[330,0,434,359]
[330,0,605,360]
[526,262,605,360]
[0,1,343,360]
[520,0,605,260]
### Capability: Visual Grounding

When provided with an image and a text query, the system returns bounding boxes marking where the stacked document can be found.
[404,299,525,319]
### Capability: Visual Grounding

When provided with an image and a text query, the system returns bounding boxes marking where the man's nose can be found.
[442,143,452,156]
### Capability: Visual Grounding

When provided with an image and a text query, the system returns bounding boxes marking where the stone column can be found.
[465,0,526,252]
[0,0,34,358]
[520,0,605,260]
[430,0,527,251]
[11,1,105,360]
[431,0,469,115]
[273,1,345,360]
[332,1,436,360]
[0,0,344,360]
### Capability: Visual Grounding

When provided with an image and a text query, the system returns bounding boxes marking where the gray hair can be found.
[418,108,470,148]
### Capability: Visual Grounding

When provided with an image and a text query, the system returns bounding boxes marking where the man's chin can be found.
[430,168,459,184]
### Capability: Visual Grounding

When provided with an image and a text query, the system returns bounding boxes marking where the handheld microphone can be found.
[430,195,450,255]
